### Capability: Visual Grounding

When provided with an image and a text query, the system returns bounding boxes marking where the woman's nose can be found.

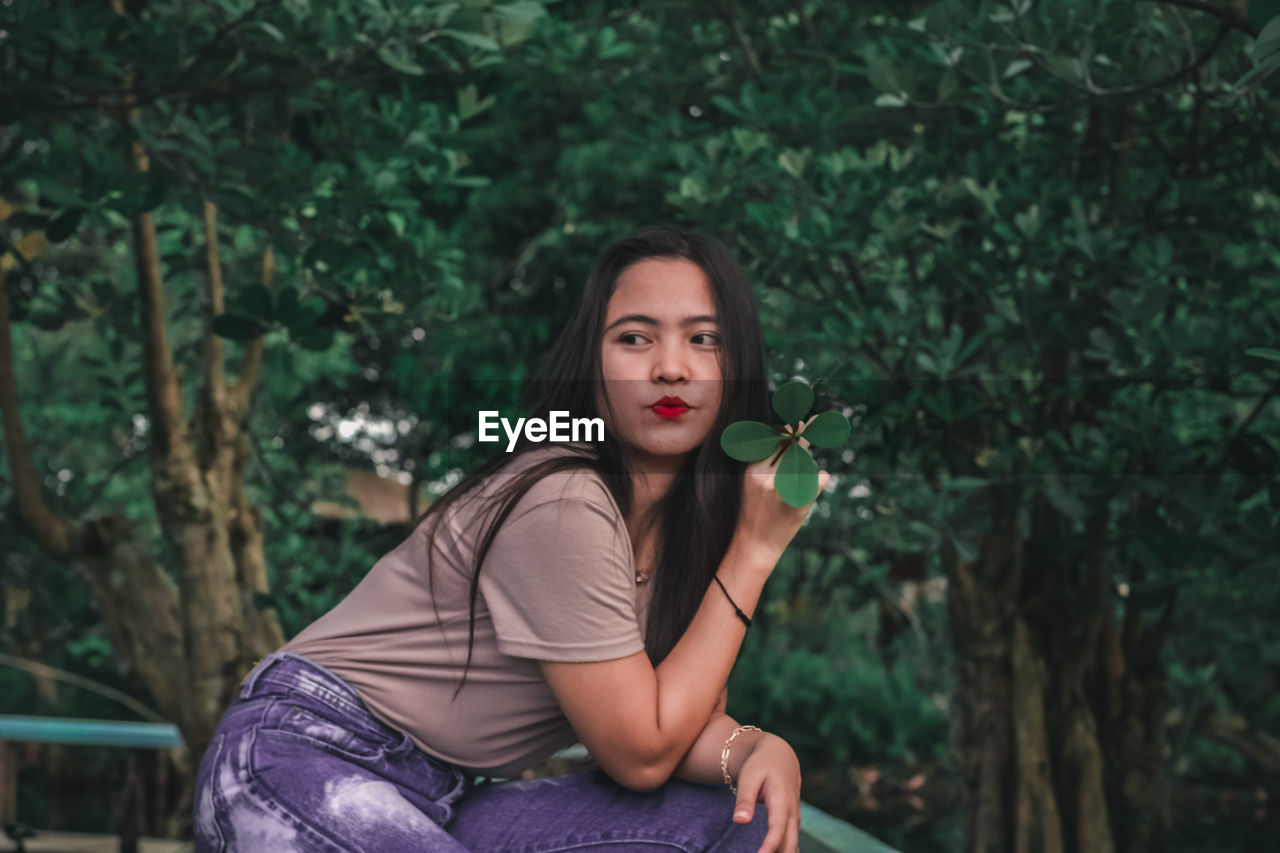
[651,339,689,383]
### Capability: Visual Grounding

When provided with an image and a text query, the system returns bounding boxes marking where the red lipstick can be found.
[651,396,690,419]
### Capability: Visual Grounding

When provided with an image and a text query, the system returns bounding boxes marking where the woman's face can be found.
[597,258,724,468]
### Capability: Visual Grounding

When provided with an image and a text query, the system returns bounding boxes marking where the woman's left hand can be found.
[731,732,802,853]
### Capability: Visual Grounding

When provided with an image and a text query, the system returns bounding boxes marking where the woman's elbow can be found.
[610,761,671,793]
[586,729,682,791]
[597,743,676,791]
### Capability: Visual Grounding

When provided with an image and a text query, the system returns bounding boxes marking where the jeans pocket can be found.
[264,701,394,761]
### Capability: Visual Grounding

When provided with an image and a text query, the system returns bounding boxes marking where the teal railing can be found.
[0,715,898,851]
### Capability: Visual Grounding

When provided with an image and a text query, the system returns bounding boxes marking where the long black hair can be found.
[415,225,771,694]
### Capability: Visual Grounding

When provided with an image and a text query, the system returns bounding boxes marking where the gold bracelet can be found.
[720,724,762,795]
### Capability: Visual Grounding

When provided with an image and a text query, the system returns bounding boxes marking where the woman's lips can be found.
[651,403,690,419]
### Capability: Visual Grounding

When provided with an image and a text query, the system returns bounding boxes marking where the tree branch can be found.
[203,200,226,401]
[228,246,271,414]
[196,200,229,474]
[170,0,274,94]
[0,652,166,724]
[4,19,449,118]
[1141,0,1259,37]
[1005,3,1241,101]
[1211,377,1280,474]
[113,0,192,465]
[1205,711,1280,774]
[0,279,79,560]
[132,153,190,460]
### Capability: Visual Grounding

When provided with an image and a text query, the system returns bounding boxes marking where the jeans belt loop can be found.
[237,650,284,699]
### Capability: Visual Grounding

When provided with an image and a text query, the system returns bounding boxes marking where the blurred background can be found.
[2,1,1279,851]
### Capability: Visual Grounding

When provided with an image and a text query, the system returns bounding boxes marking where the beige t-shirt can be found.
[281,443,652,777]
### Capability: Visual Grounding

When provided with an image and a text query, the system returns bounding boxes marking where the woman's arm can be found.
[539,461,829,792]
[673,689,804,853]
[538,533,771,790]
[672,687,757,785]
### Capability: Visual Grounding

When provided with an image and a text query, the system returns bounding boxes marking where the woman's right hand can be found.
[732,453,830,571]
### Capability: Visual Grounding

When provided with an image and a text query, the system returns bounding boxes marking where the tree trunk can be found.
[946,495,1171,853]
[0,197,284,770]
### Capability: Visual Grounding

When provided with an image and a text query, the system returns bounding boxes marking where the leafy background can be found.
[3,1,1279,850]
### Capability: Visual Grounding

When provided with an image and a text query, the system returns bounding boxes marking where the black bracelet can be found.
[712,574,752,629]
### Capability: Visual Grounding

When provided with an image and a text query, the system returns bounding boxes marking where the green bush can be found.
[730,596,950,769]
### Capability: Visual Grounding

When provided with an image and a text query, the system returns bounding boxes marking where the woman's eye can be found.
[617,332,718,345]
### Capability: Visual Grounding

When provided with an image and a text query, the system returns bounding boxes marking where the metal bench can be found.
[0,716,897,852]
[0,715,185,852]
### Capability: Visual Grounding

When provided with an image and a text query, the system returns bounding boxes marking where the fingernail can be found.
[735,809,749,820]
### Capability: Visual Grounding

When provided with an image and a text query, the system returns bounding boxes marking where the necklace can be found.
[633,534,654,585]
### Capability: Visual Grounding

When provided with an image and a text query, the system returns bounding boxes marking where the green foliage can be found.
[1,0,556,724]
[1238,12,1280,86]
[721,379,851,506]
[456,5,1278,840]
[214,284,332,350]
[721,419,786,460]
[2,0,554,349]
[4,2,1280,844]
[729,596,950,769]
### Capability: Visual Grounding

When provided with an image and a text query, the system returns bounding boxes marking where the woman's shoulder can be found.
[472,442,613,514]
[503,442,612,507]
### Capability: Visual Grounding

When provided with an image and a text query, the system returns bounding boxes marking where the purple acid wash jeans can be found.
[193,652,771,852]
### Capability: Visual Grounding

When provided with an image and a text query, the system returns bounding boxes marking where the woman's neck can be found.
[624,455,686,536]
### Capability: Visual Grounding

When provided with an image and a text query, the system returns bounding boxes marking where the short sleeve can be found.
[476,473,645,662]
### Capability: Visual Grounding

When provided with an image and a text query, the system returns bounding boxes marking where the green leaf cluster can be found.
[721,379,851,507]
[213,285,332,351]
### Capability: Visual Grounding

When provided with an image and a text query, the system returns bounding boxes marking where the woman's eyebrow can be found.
[605,313,718,331]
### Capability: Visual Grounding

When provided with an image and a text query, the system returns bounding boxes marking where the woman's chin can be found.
[626,437,705,464]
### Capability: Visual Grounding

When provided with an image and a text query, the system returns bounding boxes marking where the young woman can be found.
[193,225,829,853]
